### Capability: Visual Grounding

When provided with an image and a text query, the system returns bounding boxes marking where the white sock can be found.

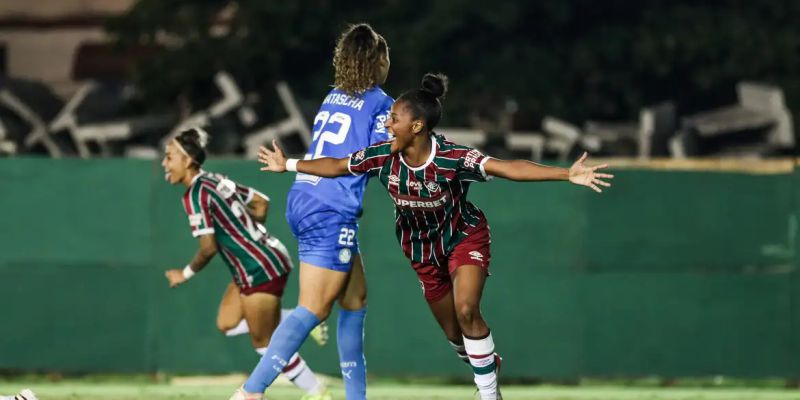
[225,319,250,336]
[282,353,323,395]
[464,333,499,400]
[448,340,470,364]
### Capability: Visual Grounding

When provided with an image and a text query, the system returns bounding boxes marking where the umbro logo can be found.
[469,251,483,261]
[388,175,400,185]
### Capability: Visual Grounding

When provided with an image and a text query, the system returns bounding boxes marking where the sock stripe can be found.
[472,361,497,375]
[283,356,303,374]
[468,352,494,359]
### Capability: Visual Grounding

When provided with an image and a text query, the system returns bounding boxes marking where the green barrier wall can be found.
[1,158,798,378]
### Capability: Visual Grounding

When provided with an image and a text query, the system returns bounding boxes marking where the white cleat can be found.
[228,386,263,400]
[14,389,38,400]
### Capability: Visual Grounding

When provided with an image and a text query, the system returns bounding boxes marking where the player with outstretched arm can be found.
[257,73,613,400]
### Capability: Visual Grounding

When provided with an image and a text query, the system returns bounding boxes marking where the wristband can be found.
[286,159,299,172]
[182,265,196,279]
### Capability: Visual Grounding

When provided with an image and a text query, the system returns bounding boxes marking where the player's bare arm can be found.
[257,139,350,177]
[247,192,269,224]
[165,234,218,288]
[484,152,613,193]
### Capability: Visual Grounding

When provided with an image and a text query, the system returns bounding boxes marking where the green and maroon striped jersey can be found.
[182,171,291,289]
[348,134,491,266]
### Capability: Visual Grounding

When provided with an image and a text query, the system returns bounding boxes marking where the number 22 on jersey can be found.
[310,111,352,159]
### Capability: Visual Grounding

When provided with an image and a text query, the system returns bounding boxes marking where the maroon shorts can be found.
[411,224,492,304]
[239,274,289,297]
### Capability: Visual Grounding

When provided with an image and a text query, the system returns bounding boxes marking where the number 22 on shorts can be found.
[338,227,355,246]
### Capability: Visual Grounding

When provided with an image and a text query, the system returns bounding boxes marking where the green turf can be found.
[1,382,799,400]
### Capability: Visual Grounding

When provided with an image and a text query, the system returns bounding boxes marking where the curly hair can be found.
[333,23,388,95]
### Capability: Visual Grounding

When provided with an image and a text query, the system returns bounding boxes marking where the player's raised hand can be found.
[568,152,614,193]
[258,139,287,172]
[165,269,186,288]
[257,139,287,172]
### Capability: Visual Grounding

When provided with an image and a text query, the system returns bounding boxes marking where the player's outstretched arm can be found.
[165,234,218,288]
[257,139,350,177]
[484,152,613,192]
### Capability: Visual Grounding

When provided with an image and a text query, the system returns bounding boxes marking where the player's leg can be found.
[240,289,326,397]
[271,236,329,347]
[217,282,249,336]
[426,290,469,364]
[414,261,470,364]
[242,205,353,395]
[243,263,349,394]
[336,253,368,399]
[452,264,499,400]
[451,224,500,400]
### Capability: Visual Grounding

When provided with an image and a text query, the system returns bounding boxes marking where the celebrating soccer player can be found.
[161,128,329,400]
[232,23,393,400]
[257,73,613,400]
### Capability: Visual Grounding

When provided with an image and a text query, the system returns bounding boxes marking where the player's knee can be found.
[250,333,270,348]
[300,300,335,321]
[216,319,236,334]
[339,291,367,311]
[455,301,481,325]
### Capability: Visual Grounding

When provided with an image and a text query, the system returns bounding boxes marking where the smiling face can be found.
[385,100,424,152]
[161,140,194,185]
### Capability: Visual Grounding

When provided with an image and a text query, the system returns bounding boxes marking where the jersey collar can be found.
[399,138,438,171]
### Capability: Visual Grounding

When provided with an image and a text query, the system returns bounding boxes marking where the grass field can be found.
[2,379,799,400]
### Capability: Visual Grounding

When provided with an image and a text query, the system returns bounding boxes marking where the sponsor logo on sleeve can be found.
[216,178,236,199]
[463,149,483,170]
[189,213,203,227]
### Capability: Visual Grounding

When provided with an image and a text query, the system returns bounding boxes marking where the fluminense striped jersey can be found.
[182,171,291,290]
[348,134,491,266]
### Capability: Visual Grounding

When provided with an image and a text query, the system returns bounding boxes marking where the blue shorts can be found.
[286,191,360,272]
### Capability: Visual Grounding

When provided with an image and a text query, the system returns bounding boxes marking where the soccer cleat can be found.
[309,320,329,346]
[13,389,38,400]
[300,387,332,400]
[228,386,263,400]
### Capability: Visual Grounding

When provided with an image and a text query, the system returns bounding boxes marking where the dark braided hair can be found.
[174,128,210,167]
[397,73,449,132]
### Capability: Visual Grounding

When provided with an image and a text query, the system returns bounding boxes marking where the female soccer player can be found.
[256,73,614,400]
[162,128,329,400]
[233,24,393,400]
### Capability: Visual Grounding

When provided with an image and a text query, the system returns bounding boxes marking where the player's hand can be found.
[258,139,287,173]
[165,269,187,288]
[568,152,614,193]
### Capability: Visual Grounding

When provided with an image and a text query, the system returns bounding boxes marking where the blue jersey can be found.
[290,86,393,219]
